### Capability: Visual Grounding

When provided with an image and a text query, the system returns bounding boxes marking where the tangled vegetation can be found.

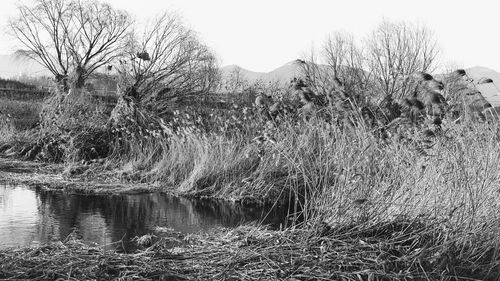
[1,0,500,279]
[2,67,500,279]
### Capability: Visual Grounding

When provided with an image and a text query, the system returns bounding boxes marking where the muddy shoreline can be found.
[0,157,164,195]
[0,157,277,208]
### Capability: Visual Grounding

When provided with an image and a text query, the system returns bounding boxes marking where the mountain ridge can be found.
[220,60,305,84]
[1,53,499,91]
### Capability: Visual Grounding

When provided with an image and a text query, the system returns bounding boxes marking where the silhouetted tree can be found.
[365,21,438,99]
[109,12,219,126]
[9,0,133,90]
[299,32,371,107]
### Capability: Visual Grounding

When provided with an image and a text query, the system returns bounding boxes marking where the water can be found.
[0,184,291,251]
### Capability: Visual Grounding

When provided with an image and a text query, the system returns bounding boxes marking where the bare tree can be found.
[364,21,438,99]
[299,32,370,106]
[223,67,249,93]
[299,51,336,99]
[323,32,372,96]
[110,12,219,124]
[9,0,133,90]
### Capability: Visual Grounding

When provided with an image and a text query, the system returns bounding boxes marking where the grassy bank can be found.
[1,223,498,280]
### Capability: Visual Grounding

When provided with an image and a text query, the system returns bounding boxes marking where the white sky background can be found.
[0,0,499,72]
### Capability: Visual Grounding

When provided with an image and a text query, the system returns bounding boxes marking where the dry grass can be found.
[1,224,499,280]
[0,98,42,130]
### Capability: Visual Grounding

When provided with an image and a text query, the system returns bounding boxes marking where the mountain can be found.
[0,54,48,79]
[220,60,305,86]
[466,66,500,107]
[266,60,304,82]
[466,66,500,86]
[220,65,266,83]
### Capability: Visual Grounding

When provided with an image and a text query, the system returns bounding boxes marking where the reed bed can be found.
[2,70,500,279]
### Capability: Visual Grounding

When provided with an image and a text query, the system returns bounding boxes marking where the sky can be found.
[1,0,499,72]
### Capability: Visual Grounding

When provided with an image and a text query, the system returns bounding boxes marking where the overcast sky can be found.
[1,0,499,72]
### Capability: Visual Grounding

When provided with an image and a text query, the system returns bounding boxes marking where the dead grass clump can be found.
[453,69,467,77]
[426,79,445,91]
[468,99,493,112]
[177,223,500,280]
[0,239,188,280]
[254,94,272,108]
[423,90,445,105]
[432,116,442,126]
[412,71,434,81]
[40,89,109,135]
[5,88,115,163]
[421,128,436,138]
[402,97,425,111]
[477,77,494,84]
[0,113,18,144]
[66,127,114,162]
[268,101,282,118]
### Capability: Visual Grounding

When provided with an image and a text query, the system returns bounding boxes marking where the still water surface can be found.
[0,184,290,250]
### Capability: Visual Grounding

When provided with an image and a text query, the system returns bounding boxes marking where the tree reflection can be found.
[1,184,289,251]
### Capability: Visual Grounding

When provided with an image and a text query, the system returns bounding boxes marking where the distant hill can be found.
[220,60,306,86]
[220,65,266,83]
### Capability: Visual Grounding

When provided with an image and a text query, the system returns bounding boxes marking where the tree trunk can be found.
[73,66,87,89]
[55,74,69,92]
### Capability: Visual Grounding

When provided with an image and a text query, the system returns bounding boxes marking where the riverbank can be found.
[0,156,287,206]
[1,223,498,280]
[2,91,500,279]
[0,157,161,195]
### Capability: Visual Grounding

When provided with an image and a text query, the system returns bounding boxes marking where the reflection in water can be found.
[0,184,290,251]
